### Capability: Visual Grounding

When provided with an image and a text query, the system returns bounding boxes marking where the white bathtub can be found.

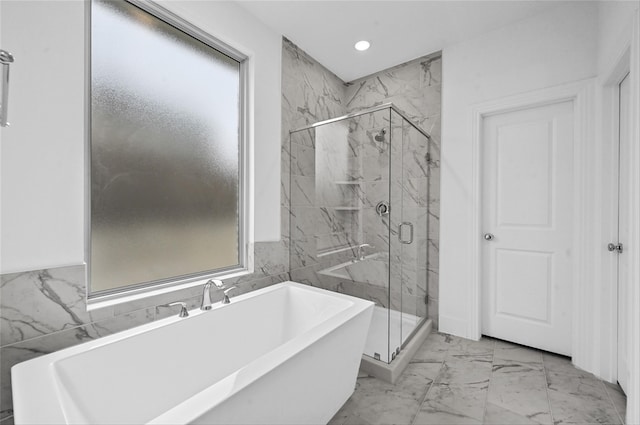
[11,282,374,424]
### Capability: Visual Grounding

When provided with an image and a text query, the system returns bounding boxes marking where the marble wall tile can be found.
[0,306,155,419]
[0,268,292,420]
[291,143,316,177]
[290,262,332,288]
[282,38,345,129]
[290,238,318,270]
[284,39,441,333]
[0,237,290,417]
[0,265,112,347]
[344,53,441,329]
[251,241,289,278]
[111,283,203,317]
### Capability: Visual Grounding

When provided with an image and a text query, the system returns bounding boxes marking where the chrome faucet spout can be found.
[201,279,227,310]
[208,279,224,289]
[201,281,213,311]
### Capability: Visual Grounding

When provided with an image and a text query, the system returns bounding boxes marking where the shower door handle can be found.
[399,222,413,244]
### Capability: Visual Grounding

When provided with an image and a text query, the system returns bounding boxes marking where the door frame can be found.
[469,79,596,364]
[601,45,630,388]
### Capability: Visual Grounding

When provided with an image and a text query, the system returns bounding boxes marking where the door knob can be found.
[608,242,623,253]
[484,233,494,241]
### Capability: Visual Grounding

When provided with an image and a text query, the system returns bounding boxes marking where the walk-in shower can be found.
[289,103,432,374]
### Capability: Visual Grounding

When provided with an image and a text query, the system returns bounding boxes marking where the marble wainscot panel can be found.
[0,237,290,421]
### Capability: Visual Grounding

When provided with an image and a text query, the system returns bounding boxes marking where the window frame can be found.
[85,0,252,307]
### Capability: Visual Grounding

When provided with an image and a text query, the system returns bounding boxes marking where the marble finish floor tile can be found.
[415,381,488,424]
[330,333,627,425]
[333,363,440,425]
[493,339,544,364]
[487,364,552,424]
[603,381,627,424]
[484,402,545,425]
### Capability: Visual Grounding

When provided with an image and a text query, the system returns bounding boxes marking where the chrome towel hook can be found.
[1,49,15,127]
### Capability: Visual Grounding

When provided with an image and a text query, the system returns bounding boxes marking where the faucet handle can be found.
[207,279,225,289]
[221,286,237,304]
[167,302,189,318]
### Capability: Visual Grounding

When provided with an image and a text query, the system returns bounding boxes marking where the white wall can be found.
[0,1,86,274]
[439,2,598,336]
[596,2,640,422]
[597,1,639,76]
[0,0,282,274]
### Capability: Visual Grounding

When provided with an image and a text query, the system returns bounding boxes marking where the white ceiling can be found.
[238,1,571,82]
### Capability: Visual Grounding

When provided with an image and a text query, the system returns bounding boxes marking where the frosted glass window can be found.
[90,0,246,296]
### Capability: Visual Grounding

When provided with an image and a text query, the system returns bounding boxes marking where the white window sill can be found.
[86,267,253,312]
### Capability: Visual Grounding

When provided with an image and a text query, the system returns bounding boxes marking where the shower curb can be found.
[359,319,432,384]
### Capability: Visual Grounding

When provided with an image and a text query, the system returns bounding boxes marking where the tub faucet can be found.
[356,244,372,261]
[161,302,189,318]
[221,286,237,304]
[201,279,224,311]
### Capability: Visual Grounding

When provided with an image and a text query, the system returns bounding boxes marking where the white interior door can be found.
[617,73,631,394]
[481,101,574,356]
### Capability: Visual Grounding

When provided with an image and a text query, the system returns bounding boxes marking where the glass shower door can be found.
[289,105,430,365]
[310,109,393,362]
[399,115,430,345]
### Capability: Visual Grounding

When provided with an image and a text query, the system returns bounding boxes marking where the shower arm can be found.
[1,49,15,128]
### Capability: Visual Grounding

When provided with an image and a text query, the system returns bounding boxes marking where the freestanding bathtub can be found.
[11,282,374,424]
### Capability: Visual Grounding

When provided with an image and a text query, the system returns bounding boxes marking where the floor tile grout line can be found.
[600,380,625,424]
[409,339,450,425]
[541,355,557,425]
[409,359,445,425]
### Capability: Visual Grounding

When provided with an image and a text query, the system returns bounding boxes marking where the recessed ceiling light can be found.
[354,40,370,51]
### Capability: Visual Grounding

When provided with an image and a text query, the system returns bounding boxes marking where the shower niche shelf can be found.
[333,206,361,211]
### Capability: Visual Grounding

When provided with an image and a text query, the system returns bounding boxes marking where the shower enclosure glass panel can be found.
[397,114,430,345]
[289,104,429,365]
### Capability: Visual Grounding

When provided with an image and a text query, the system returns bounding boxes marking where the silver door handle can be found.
[608,242,623,253]
[399,222,414,244]
[484,233,494,241]
[0,49,14,127]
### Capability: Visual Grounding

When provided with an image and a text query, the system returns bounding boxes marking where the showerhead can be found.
[374,128,386,142]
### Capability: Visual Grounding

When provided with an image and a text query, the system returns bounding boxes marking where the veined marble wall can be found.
[286,42,441,329]
[0,244,289,421]
[345,53,442,328]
